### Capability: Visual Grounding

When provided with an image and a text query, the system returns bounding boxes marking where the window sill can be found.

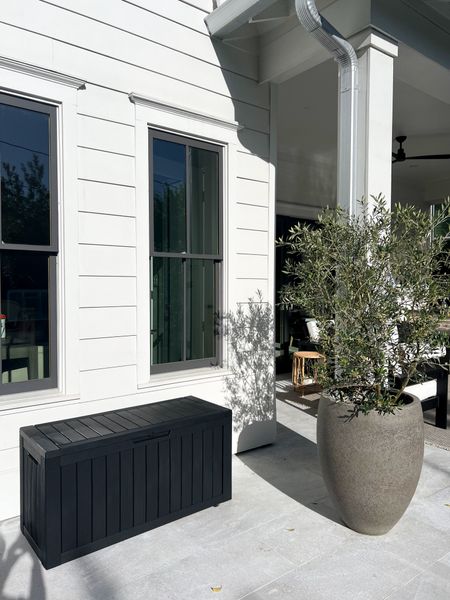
[0,389,80,415]
[138,365,231,392]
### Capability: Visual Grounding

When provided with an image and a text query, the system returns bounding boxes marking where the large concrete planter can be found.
[317,393,424,535]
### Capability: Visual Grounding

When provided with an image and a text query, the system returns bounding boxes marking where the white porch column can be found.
[355,32,398,209]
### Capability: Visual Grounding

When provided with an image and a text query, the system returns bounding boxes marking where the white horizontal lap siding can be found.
[232,135,272,304]
[80,366,137,401]
[79,245,136,277]
[77,148,134,187]
[0,21,269,133]
[236,279,269,303]
[236,203,269,231]
[0,0,273,521]
[78,213,136,247]
[78,180,135,217]
[80,277,136,308]
[235,254,268,279]
[80,307,136,339]
[77,115,135,156]
[238,129,270,159]
[0,1,267,108]
[76,92,138,388]
[80,336,136,371]
[77,86,134,125]
[236,178,270,206]
[38,0,254,78]
[236,151,270,182]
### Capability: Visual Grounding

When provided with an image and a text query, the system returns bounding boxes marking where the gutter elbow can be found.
[295,0,322,33]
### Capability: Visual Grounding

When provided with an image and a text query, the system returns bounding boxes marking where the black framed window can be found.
[149,130,222,372]
[0,94,57,394]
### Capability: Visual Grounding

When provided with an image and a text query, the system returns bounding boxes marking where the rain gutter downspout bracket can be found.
[295,0,359,215]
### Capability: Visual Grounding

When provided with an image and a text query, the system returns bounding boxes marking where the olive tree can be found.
[279,196,449,414]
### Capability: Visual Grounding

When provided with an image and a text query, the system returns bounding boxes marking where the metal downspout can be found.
[295,0,359,214]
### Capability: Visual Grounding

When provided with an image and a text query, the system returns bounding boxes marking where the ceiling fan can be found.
[392,135,450,163]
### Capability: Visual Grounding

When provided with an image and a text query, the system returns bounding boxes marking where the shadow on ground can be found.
[0,529,46,600]
[238,421,343,526]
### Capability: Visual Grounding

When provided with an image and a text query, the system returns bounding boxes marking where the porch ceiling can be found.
[276,47,450,211]
[206,0,450,83]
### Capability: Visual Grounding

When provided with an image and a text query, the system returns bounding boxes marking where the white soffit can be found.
[205,0,279,37]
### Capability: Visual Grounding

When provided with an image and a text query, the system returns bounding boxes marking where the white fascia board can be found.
[205,0,277,37]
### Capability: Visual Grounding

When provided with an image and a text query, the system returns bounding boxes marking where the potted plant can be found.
[279,196,450,534]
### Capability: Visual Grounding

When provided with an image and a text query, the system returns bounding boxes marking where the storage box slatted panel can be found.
[20,396,232,569]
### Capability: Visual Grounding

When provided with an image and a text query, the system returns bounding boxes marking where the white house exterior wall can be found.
[0,0,275,520]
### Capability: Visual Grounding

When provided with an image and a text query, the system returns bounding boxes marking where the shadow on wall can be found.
[208,29,272,159]
[0,528,46,600]
[220,294,277,452]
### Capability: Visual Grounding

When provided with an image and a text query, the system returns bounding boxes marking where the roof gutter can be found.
[295,0,359,214]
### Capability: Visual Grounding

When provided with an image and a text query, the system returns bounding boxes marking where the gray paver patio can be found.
[1,384,449,600]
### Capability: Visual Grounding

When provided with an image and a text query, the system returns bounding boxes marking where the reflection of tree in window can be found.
[0,97,56,392]
[1,155,50,245]
[153,176,186,253]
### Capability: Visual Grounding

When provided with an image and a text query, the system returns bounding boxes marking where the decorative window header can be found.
[0,56,86,90]
[129,92,242,132]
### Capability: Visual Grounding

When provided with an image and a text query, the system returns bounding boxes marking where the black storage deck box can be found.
[20,396,232,569]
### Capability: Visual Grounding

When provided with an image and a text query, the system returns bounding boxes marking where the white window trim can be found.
[132,95,239,386]
[0,63,85,407]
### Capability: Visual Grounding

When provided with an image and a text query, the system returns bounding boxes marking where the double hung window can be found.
[0,94,57,393]
[149,130,222,372]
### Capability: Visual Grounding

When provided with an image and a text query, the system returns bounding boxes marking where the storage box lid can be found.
[20,396,230,459]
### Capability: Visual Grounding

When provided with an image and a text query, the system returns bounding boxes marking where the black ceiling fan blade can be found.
[406,154,450,160]
[392,152,398,159]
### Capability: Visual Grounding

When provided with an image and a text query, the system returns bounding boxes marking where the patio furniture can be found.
[292,350,325,393]
[20,396,232,569]
[404,350,449,429]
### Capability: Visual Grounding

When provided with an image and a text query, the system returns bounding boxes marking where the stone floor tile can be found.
[111,530,297,600]
[385,555,450,600]
[243,543,423,600]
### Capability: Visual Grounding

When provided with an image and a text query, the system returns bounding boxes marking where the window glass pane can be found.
[153,138,186,252]
[1,252,50,383]
[0,103,50,245]
[187,259,215,361]
[190,148,219,255]
[151,257,184,364]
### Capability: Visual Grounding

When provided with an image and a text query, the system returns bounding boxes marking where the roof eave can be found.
[205,0,277,37]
